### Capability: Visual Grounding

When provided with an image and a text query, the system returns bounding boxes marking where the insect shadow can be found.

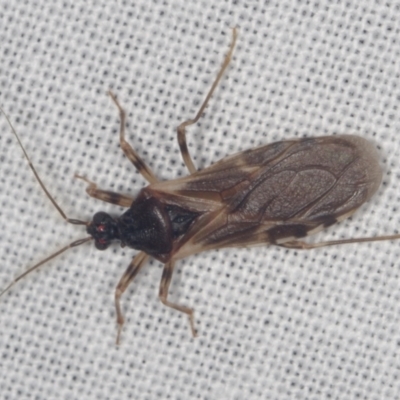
[1,28,400,344]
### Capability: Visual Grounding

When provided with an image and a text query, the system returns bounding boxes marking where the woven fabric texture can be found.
[1,1,400,399]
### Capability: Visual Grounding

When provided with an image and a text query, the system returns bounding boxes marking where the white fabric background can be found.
[1,1,400,399]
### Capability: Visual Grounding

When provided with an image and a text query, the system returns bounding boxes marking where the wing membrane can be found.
[149,135,382,258]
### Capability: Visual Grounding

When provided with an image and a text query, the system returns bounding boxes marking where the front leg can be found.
[159,261,197,337]
[108,91,159,184]
[75,174,134,207]
[114,252,149,345]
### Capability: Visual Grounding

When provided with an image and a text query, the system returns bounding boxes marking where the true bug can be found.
[2,28,400,344]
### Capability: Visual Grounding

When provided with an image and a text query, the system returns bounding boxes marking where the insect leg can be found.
[159,261,197,337]
[177,28,238,174]
[75,174,134,207]
[108,91,158,184]
[114,251,149,345]
[279,233,400,249]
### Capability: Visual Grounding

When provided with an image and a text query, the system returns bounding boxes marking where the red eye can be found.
[97,224,106,232]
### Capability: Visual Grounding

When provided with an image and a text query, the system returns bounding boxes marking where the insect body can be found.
[2,29,400,344]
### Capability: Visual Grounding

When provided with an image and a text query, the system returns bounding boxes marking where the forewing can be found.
[150,135,382,257]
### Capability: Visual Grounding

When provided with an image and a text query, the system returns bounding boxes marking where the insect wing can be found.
[150,135,382,257]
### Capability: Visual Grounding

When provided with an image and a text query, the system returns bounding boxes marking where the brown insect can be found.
[1,28,400,344]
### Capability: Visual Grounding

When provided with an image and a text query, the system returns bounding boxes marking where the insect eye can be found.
[97,224,106,232]
[88,211,119,249]
[95,238,110,250]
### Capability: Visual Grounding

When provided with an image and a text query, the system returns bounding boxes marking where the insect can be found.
[1,28,400,344]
